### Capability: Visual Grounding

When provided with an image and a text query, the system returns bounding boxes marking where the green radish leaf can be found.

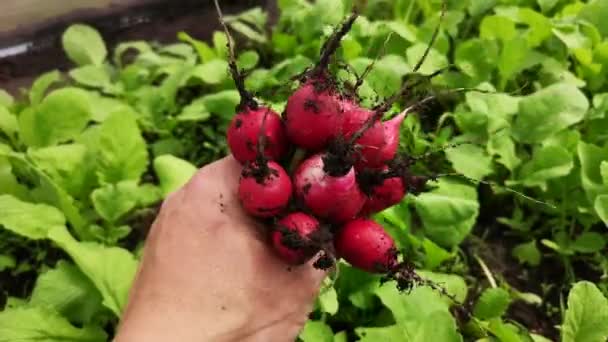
[0,307,107,342]
[415,178,479,248]
[516,145,573,190]
[356,324,407,341]
[8,153,88,238]
[562,281,608,342]
[410,310,462,342]
[0,194,66,240]
[0,105,17,139]
[91,181,139,223]
[512,240,541,266]
[19,88,92,147]
[513,83,589,143]
[153,155,198,196]
[69,65,113,91]
[578,0,608,37]
[0,89,13,107]
[445,144,494,179]
[578,141,608,211]
[28,144,92,199]
[595,195,608,225]
[299,321,334,342]
[62,24,107,66]
[236,50,260,70]
[29,70,62,106]
[177,31,217,62]
[454,38,498,82]
[48,225,138,317]
[30,260,103,324]
[0,254,16,272]
[334,263,379,310]
[571,232,606,253]
[473,287,512,320]
[191,60,229,85]
[317,286,339,315]
[201,90,241,118]
[96,111,148,184]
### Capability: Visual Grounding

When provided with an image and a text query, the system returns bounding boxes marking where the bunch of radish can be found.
[215,2,436,281]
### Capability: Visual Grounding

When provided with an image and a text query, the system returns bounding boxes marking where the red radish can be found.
[284,80,343,151]
[227,107,288,164]
[361,173,406,216]
[335,218,397,273]
[293,153,365,223]
[238,161,292,218]
[376,112,406,165]
[283,13,359,151]
[271,212,320,265]
[340,106,386,169]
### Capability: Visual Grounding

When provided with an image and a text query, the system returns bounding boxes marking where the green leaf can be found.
[334,263,379,310]
[299,321,334,342]
[69,65,113,90]
[0,307,107,341]
[176,98,211,122]
[0,155,28,199]
[0,105,17,139]
[562,281,608,342]
[474,287,512,320]
[406,43,449,75]
[177,31,217,62]
[356,324,407,341]
[28,144,92,198]
[411,310,462,342]
[62,24,107,66]
[538,0,559,12]
[237,50,260,70]
[512,240,541,266]
[0,254,16,271]
[578,0,608,37]
[415,178,479,248]
[96,111,148,184]
[0,89,13,107]
[29,70,62,106]
[30,260,103,324]
[455,38,498,82]
[48,225,138,317]
[487,319,525,342]
[480,15,517,41]
[513,83,589,143]
[317,286,339,315]
[517,145,573,190]
[578,141,608,209]
[417,271,469,304]
[153,155,198,196]
[191,60,229,85]
[422,238,453,270]
[445,144,494,179]
[571,232,606,253]
[201,90,241,118]
[594,195,608,225]
[0,194,66,240]
[91,181,139,222]
[8,153,88,238]
[19,87,92,147]
[488,130,521,171]
[498,37,530,83]
[87,93,137,122]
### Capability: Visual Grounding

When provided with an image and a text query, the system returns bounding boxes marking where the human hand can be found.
[114,156,327,342]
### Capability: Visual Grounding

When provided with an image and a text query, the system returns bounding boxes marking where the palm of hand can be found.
[117,156,326,342]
